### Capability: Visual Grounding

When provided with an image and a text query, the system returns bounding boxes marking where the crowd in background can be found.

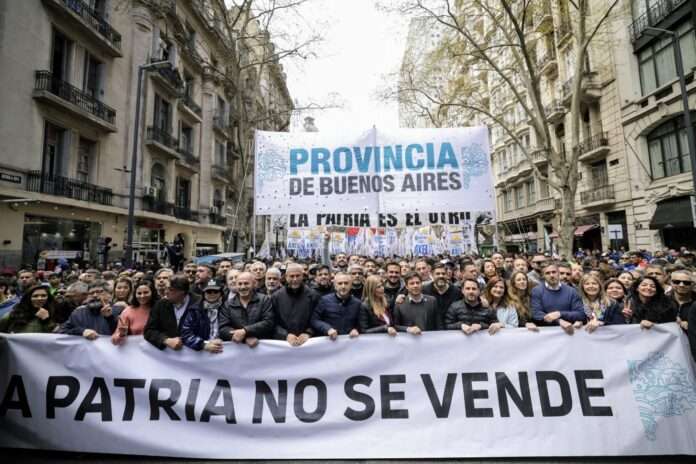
[0,246,694,362]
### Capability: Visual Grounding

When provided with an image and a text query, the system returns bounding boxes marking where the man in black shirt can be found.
[394,272,439,334]
[383,261,405,309]
[423,262,462,328]
[445,278,496,334]
[311,265,334,296]
[272,263,319,346]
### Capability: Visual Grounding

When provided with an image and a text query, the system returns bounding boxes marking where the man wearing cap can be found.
[219,272,274,347]
[273,263,319,346]
[181,279,224,353]
[145,274,201,350]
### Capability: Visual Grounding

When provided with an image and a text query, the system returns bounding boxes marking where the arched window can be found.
[151,163,166,200]
[647,115,694,179]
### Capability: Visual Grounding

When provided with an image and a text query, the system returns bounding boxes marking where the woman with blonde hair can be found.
[506,270,538,331]
[359,275,396,336]
[579,273,623,333]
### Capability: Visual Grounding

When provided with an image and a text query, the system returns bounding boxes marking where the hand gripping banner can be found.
[1,324,696,459]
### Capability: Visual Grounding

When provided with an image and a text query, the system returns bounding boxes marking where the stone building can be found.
[0,0,292,269]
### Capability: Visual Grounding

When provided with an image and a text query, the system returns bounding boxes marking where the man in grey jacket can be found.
[59,281,123,340]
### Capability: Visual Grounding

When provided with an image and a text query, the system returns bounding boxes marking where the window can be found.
[77,138,95,182]
[176,177,191,209]
[151,163,166,200]
[647,115,695,179]
[83,53,102,98]
[51,30,72,82]
[184,74,194,99]
[154,94,171,133]
[158,32,172,61]
[180,125,193,154]
[215,140,225,166]
[638,20,696,95]
[515,185,524,208]
[503,191,513,212]
[527,181,536,205]
[589,161,609,187]
[42,123,66,179]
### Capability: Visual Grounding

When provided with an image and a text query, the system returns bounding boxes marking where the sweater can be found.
[531,284,586,324]
[111,305,150,344]
[393,295,439,331]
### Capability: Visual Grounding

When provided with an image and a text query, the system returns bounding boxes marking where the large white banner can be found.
[254,127,494,215]
[2,324,696,459]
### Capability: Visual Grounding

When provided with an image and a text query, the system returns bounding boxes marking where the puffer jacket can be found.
[219,293,274,340]
[445,299,496,330]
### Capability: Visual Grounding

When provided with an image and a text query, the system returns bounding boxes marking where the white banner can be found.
[255,127,494,215]
[2,325,696,459]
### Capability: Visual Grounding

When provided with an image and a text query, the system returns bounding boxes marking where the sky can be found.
[273,0,410,132]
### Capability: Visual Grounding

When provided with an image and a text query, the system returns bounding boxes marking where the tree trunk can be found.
[558,185,576,259]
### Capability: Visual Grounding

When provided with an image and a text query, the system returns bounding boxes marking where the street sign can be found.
[607,224,623,241]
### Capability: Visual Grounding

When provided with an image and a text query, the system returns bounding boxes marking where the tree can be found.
[383,0,620,257]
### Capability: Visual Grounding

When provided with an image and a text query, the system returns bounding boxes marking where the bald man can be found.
[219,272,273,347]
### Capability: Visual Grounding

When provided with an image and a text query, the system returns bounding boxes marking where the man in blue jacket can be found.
[531,262,586,334]
[59,281,124,340]
[311,272,361,340]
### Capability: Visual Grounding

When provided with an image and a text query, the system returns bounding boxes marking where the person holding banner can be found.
[422,263,461,328]
[180,280,225,353]
[482,277,516,331]
[219,272,274,347]
[311,272,361,340]
[531,263,586,334]
[624,276,677,330]
[272,264,319,346]
[359,275,396,336]
[0,285,55,334]
[445,278,497,335]
[59,281,123,340]
[144,275,199,351]
[111,280,158,345]
[506,271,537,330]
[393,272,439,334]
[578,274,623,333]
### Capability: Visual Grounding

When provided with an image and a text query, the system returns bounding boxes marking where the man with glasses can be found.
[183,262,197,284]
[531,263,586,334]
[181,280,224,353]
[669,270,695,331]
[59,281,123,340]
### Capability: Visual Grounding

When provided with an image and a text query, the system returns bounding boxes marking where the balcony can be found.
[33,71,116,132]
[150,65,184,96]
[209,212,227,226]
[537,50,558,78]
[41,0,122,57]
[535,197,559,214]
[176,146,199,171]
[544,100,566,123]
[629,0,688,43]
[146,126,179,157]
[580,184,615,207]
[212,164,231,183]
[178,41,204,70]
[26,171,113,206]
[562,72,601,105]
[143,196,174,216]
[530,149,549,165]
[174,206,199,222]
[213,115,231,137]
[576,132,610,162]
[179,93,202,120]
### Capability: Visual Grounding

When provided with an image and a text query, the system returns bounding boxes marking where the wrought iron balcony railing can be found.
[146,126,178,149]
[629,0,688,42]
[174,206,199,222]
[51,0,122,51]
[581,184,615,205]
[576,132,609,155]
[26,171,113,205]
[34,70,116,124]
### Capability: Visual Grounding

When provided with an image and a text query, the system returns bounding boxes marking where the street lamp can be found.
[124,60,173,269]
[644,27,696,227]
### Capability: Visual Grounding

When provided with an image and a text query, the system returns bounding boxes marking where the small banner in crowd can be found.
[254,127,494,215]
[2,325,696,459]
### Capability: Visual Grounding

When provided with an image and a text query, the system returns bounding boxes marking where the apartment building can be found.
[0,0,292,268]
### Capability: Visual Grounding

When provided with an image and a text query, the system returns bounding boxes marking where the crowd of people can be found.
[0,247,694,362]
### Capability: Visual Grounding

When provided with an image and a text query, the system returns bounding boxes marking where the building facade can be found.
[0,0,292,269]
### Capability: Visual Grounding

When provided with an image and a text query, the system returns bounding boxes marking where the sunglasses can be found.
[672,279,692,286]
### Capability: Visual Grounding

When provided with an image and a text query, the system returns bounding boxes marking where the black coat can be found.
[422,282,462,329]
[219,293,274,340]
[311,292,361,335]
[445,299,496,329]
[271,285,319,339]
[144,295,200,350]
[359,302,393,333]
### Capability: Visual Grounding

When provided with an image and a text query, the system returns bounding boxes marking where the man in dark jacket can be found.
[219,272,274,347]
[348,265,365,299]
[181,279,224,353]
[59,281,123,340]
[310,265,334,297]
[423,263,462,328]
[445,278,496,334]
[384,261,405,309]
[273,263,319,345]
[144,274,200,350]
[393,272,439,334]
[311,272,361,339]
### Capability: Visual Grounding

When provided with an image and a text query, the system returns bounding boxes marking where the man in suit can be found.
[144,274,201,350]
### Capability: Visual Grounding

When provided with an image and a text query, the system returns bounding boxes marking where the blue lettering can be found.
[310,148,331,174]
[333,147,352,173]
[426,143,435,168]
[354,146,374,173]
[290,149,309,175]
[383,145,403,171]
[405,144,424,170]
[438,143,459,169]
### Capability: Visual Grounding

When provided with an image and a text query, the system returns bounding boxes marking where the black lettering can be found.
[449,172,462,189]
[289,178,302,195]
[294,378,327,423]
[437,171,449,190]
[575,370,612,416]
[421,373,456,418]
[380,374,408,419]
[358,214,370,227]
[201,379,236,424]
[423,172,436,191]
[428,213,439,224]
[320,177,332,195]
[253,380,287,424]
[113,378,145,421]
[401,174,415,192]
[462,373,493,418]
[495,372,533,417]
[46,376,79,419]
[370,175,383,192]
[334,177,346,194]
[383,175,395,192]
[0,375,31,417]
[75,377,112,421]
[386,214,397,227]
[149,379,181,421]
[185,378,201,421]
[302,177,314,195]
[448,212,460,225]
[297,214,308,228]
[536,371,572,416]
[344,375,375,421]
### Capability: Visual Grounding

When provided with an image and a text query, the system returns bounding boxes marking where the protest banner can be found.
[2,325,696,459]
[254,127,494,216]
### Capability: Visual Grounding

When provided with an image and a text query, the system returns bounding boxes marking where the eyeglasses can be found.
[672,279,692,286]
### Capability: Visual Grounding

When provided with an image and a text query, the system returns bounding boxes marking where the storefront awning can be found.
[574,224,599,237]
[649,196,693,229]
